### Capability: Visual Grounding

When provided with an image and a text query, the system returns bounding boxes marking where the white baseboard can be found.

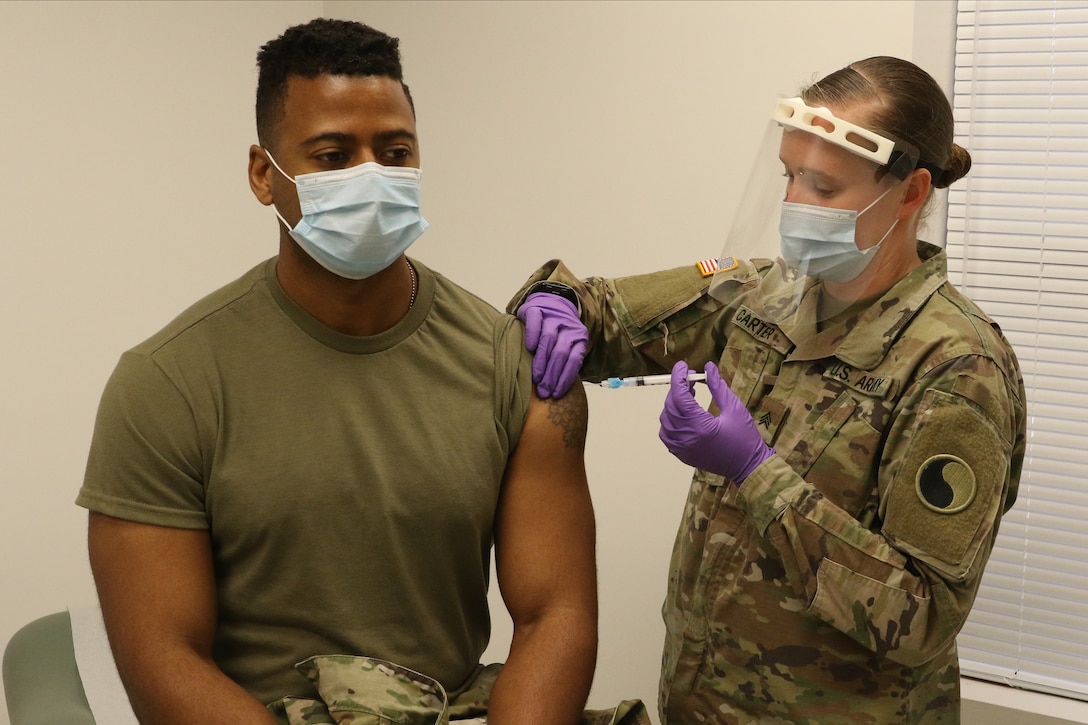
[962,677,1088,724]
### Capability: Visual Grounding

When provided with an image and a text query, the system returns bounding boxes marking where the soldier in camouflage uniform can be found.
[508,57,1026,724]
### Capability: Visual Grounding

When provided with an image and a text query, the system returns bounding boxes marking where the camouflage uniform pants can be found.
[267,655,650,725]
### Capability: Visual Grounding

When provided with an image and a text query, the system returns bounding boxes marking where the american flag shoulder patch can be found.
[695,256,739,277]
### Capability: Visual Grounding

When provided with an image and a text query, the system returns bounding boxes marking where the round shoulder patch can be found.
[915,454,976,514]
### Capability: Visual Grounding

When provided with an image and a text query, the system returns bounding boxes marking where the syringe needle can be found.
[596,372,707,389]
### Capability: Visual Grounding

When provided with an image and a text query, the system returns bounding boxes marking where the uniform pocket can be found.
[783,390,882,517]
[662,470,746,695]
[721,342,772,407]
[882,387,1010,582]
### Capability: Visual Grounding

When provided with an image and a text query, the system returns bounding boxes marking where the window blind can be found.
[949,0,1088,702]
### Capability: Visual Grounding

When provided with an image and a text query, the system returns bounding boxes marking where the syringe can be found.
[595,372,707,389]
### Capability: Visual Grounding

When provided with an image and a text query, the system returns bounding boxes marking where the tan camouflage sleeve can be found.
[506,259,735,382]
[738,353,1025,667]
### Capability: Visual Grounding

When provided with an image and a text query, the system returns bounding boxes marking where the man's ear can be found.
[248,145,274,206]
[898,168,932,220]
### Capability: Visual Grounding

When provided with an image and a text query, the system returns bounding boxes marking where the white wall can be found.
[2,2,1083,724]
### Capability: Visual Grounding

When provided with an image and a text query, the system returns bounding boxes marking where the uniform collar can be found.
[752,242,947,369]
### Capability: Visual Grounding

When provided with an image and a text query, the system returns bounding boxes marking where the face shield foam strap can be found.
[774,97,921,181]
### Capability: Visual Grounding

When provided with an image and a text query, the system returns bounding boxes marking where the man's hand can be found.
[658,360,775,483]
[516,293,587,399]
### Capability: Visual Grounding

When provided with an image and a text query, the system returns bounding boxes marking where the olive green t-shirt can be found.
[77,257,533,705]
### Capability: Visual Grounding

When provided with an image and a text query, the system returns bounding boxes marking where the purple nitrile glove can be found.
[658,360,775,484]
[516,292,588,398]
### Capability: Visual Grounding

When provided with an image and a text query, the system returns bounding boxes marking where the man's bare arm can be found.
[488,383,598,725]
[88,512,277,724]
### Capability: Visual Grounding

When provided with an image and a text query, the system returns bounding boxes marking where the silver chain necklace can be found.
[407,259,417,310]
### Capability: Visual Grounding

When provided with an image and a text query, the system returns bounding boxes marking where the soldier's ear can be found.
[897,168,932,220]
[248,145,275,206]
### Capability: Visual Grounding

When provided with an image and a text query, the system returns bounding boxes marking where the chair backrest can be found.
[3,611,97,724]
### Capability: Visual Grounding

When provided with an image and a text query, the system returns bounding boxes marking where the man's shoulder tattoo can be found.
[545,387,589,451]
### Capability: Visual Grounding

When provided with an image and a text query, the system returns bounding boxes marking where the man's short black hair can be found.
[255,18,414,149]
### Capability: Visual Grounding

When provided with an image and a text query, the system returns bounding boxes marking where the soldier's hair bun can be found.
[934,144,972,189]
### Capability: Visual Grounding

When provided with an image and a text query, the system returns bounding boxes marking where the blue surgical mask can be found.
[779,186,898,283]
[266,152,429,280]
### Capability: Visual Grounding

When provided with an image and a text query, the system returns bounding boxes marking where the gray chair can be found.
[3,611,97,724]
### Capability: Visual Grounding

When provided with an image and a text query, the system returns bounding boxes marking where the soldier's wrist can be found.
[522,280,582,317]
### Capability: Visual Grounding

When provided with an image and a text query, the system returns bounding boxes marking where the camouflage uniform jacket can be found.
[508,243,1026,724]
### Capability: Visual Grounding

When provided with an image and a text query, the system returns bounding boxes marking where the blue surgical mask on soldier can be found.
[779,186,898,283]
[265,152,429,280]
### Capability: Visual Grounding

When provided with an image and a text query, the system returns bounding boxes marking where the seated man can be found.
[76,18,602,725]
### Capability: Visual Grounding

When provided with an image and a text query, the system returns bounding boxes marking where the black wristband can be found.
[523,280,581,315]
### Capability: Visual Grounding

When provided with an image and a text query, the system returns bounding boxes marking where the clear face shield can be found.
[709,97,919,318]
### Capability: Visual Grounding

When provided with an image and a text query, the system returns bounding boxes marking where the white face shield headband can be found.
[773,97,920,181]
